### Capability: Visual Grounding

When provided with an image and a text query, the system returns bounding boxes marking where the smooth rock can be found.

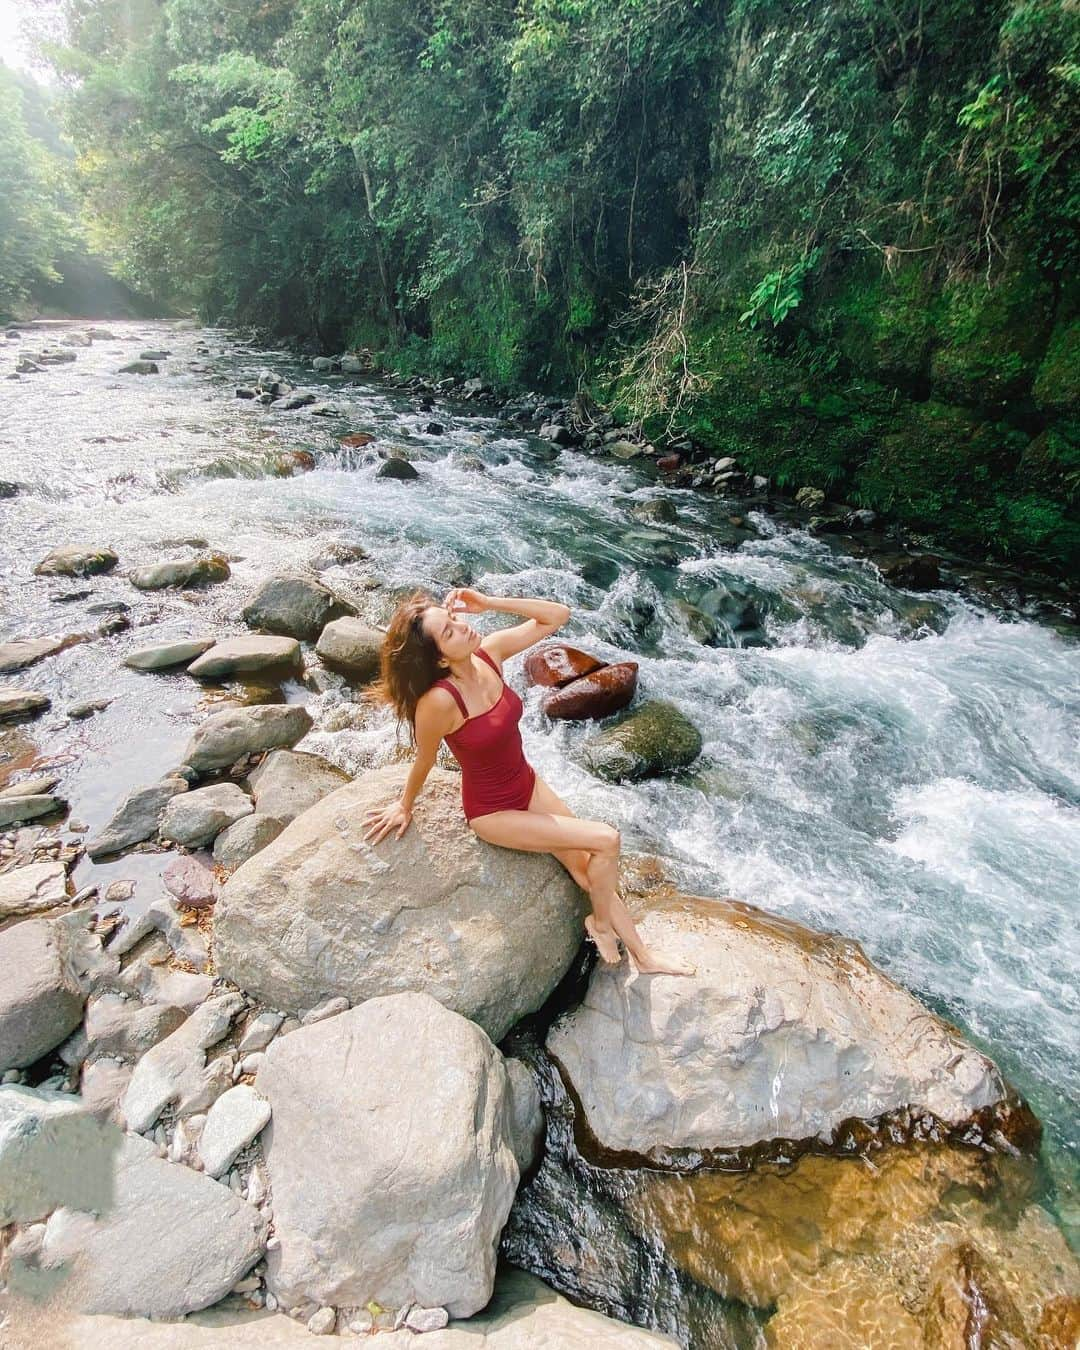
[86,776,190,858]
[0,861,68,918]
[0,793,63,827]
[248,749,349,824]
[13,1130,266,1317]
[182,705,313,773]
[119,359,159,374]
[523,642,605,689]
[213,813,285,870]
[542,661,639,721]
[238,1011,284,1055]
[198,1084,272,1178]
[123,637,216,670]
[162,853,218,909]
[0,772,61,799]
[548,895,1005,1155]
[129,555,230,590]
[214,765,585,1038]
[0,916,91,1072]
[579,700,702,782]
[188,635,301,681]
[0,636,66,673]
[160,782,253,847]
[314,617,382,678]
[78,1058,133,1123]
[256,992,525,1316]
[115,933,213,1012]
[0,687,51,721]
[241,574,356,641]
[120,992,245,1132]
[84,992,187,1064]
[376,457,419,480]
[34,546,119,578]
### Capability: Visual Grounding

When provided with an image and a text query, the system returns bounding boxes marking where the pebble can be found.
[307,1307,337,1335]
[265,1293,278,1312]
[406,1306,450,1333]
[300,996,349,1025]
[238,1010,284,1054]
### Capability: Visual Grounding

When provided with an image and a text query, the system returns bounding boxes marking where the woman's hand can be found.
[443,586,489,615]
[362,800,412,844]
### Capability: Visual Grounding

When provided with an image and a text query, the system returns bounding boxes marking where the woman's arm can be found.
[362,692,452,843]
[446,587,570,663]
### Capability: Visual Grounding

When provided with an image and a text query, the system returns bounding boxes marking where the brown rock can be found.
[339,432,375,447]
[542,662,639,721]
[162,855,219,910]
[523,643,605,689]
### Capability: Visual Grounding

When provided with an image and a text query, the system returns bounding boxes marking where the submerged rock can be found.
[579,701,702,782]
[34,545,119,578]
[86,775,189,858]
[118,359,158,375]
[129,554,230,590]
[213,764,585,1038]
[0,687,50,721]
[548,895,1004,1156]
[256,992,530,1317]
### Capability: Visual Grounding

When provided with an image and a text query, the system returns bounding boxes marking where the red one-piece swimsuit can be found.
[434,648,536,821]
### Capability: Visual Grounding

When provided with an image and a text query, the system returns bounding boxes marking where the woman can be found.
[362,586,692,975]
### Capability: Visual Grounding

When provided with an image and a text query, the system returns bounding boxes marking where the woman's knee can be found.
[591,823,620,857]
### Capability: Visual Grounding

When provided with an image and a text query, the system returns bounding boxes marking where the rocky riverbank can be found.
[1,321,1077,1346]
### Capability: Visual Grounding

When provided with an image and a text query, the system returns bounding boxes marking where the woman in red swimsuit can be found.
[362,587,690,975]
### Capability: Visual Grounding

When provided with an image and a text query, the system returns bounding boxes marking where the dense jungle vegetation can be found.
[5,0,1079,567]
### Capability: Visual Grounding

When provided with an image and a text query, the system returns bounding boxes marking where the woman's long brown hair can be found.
[370,590,446,739]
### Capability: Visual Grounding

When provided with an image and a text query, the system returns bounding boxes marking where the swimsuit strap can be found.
[433,677,468,718]
[476,647,503,683]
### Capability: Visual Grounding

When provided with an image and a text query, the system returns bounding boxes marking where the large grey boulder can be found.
[213,813,285,871]
[123,637,215,670]
[160,781,253,847]
[0,918,89,1072]
[86,775,189,858]
[256,992,527,1316]
[34,545,119,577]
[247,749,348,823]
[214,765,585,1039]
[314,617,382,678]
[548,895,1005,1156]
[182,704,313,773]
[242,574,356,641]
[12,1130,266,1317]
[0,861,68,918]
[0,794,63,827]
[188,635,302,681]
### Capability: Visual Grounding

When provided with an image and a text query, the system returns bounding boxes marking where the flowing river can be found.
[1,320,1076,1343]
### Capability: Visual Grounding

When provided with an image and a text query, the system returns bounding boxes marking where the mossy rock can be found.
[1033,320,1080,418]
[929,266,1055,409]
[579,700,703,783]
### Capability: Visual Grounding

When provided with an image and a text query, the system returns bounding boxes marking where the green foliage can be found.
[740,248,822,328]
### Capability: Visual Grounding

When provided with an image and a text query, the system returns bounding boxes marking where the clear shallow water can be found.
[1,320,1077,1244]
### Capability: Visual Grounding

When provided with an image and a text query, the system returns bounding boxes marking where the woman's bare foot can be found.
[630,948,696,977]
[584,915,622,965]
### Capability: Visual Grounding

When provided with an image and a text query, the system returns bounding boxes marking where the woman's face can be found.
[421,604,480,666]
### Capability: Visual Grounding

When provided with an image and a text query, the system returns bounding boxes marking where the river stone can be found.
[630,499,678,525]
[86,775,189,858]
[0,918,87,1072]
[213,813,285,870]
[78,1057,133,1124]
[182,704,313,772]
[0,636,67,673]
[523,642,605,688]
[579,700,702,782]
[242,574,357,641]
[15,1130,266,1317]
[542,662,639,721]
[129,554,230,590]
[163,854,218,909]
[376,456,419,480]
[121,991,245,1133]
[160,782,253,847]
[198,1084,272,1178]
[314,617,383,678]
[119,359,159,374]
[248,749,349,823]
[83,992,187,1064]
[0,794,63,827]
[256,992,524,1316]
[0,1085,117,1226]
[0,861,68,918]
[0,687,50,721]
[34,546,119,577]
[0,772,61,799]
[548,895,1005,1156]
[214,765,586,1038]
[123,637,216,670]
[188,635,302,680]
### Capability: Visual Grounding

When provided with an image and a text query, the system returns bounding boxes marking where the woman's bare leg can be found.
[470,784,693,975]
